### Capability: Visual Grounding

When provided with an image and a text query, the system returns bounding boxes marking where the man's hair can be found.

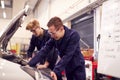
[26,19,40,30]
[47,16,63,29]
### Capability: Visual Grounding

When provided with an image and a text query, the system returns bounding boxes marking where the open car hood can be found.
[0,3,53,80]
[0,6,30,51]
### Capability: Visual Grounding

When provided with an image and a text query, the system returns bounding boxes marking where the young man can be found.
[28,17,86,80]
[26,19,58,70]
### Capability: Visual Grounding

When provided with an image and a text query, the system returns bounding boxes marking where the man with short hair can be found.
[28,17,86,80]
[26,19,58,70]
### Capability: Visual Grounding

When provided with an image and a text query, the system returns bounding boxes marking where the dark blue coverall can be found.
[27,30,58,70]
[28,26,86,80]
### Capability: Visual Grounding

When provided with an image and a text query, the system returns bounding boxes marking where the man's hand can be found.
[28,57,32,61]
[37,64,47,69]
[37,61,49,69]
[25,64,31,68]
[51,71,57,80]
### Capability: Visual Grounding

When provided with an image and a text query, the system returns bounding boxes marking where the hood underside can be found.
[0,6,30,51]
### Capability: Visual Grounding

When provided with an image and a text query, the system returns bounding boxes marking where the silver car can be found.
[0,6,52,80]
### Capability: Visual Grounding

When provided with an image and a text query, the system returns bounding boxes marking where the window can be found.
[71,11,94,49]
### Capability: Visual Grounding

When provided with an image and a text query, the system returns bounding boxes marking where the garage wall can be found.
[34,0,97,29]
[0,19,10,31]
[33,0,50,29]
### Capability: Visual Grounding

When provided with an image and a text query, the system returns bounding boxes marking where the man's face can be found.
[30,27,40,37]
[48,25,63,40]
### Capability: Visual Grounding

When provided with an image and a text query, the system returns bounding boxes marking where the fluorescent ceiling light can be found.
[3,11,6,18]
[1,0,5,8]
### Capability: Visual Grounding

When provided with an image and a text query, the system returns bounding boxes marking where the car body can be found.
[0,58,34,80]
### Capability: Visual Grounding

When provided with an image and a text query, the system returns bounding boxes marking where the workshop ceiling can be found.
[0,0,39,19]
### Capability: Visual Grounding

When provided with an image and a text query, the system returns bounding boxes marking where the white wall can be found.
[12,0,32,38]
[50,0,89,20]
[0,19,11,31]
[34,0,97,28]
[34,0,50,29]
